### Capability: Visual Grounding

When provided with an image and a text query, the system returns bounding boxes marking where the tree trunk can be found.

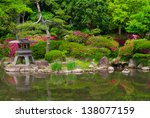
[118,25,121,37]
[36,2,50,52]
[22,12,25,23]
[15,15,21,40]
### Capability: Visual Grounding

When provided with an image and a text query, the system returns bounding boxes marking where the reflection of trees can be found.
[1,67,150,100]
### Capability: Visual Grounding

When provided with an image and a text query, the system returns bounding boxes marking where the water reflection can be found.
[6,72,34,91]
[0,69,150,101]
[99,70,108,78]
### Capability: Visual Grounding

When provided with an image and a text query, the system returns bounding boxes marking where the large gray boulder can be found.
[98,56,109,69]
[35,60,49,69]
[128,59,136,68]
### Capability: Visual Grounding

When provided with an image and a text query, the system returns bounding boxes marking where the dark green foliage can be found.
[67,61,76,70]
[133,53,150,59]
[93,52,104,61]
[30,41,46,59]
[45,50,66,63]
[51,62,62,71]
[50,40,62,50]
[59,41,110,60]
[133,39,150,50]
[0,50,3,59]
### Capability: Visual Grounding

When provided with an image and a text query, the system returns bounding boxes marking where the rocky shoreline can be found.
[2,57,150,74]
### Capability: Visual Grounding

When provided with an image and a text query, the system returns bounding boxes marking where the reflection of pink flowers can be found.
[111,79,117,84]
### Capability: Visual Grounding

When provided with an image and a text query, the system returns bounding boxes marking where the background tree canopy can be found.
[0,0,149,39]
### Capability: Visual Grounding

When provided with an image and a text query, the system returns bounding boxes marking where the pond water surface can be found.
[0,68,150,101]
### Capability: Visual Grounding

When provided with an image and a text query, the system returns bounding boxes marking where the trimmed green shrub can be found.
[67,61,76,70]
[133,53,150,59]
[133,39,150,50]
[45,50,66,63]
[51,62,62,71]
[59,42,85,56]
[31,41,46,59]
[59,42,111,60]
[86,36,119,49]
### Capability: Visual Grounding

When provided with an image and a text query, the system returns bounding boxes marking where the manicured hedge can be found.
[45,50,66,63]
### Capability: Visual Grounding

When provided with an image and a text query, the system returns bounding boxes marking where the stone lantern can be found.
[9,39,35,65]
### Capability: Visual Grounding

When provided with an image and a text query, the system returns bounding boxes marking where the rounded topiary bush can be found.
[45,50,66,63]
[31,41,46,59]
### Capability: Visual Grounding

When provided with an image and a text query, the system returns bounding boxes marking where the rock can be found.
[122,68,130,74]
[3,61,10,66]
[111,57,120,64]
[5,67,16,72]
[32,66,38,72]
[35,60,49,69]
[5,64,38,72]
[63,70,72,73]
[38,69,44,73]
[141,67,150,70]
[108,66,114,73]
[137,63,143,69]
[108,66,114,71]
[98,56,109,69]
[128,59,136,68]
[89,64,94,68]
[72,69,83,73]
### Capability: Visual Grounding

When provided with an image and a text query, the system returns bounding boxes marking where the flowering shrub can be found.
[1,38,17,57]
[114,37,125,46]
[65,31,89,43]
[126,33,140,40]
[27,35,57,42]
[73,31,88,38]
[119,40,134,56]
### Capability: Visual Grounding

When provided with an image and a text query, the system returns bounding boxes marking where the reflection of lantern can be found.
[6,72,34,91]
[15,75,33,91]
[9,39,35,65]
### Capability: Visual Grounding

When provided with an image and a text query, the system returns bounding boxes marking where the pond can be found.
[0,68,150,101]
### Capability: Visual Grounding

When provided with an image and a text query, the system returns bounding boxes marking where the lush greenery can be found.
[0,0,150,66]
[45,50,66,63]
[67,61,76,70]
[30,41,46,59]
[51,62,62,71]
